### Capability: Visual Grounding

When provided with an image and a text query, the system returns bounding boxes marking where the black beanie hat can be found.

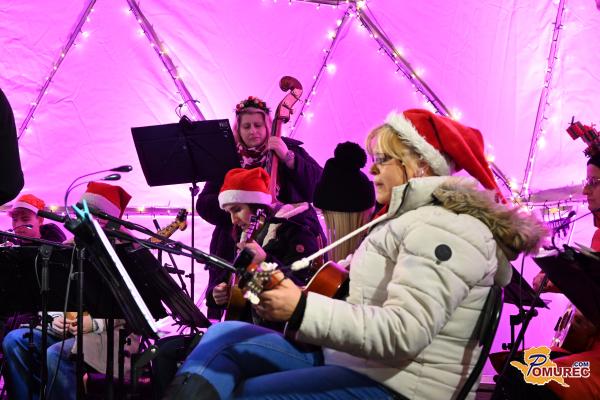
[588,154,600,169]
[313,142,375,212]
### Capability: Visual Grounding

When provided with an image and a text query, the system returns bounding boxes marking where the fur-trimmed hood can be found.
[386,176,547,285]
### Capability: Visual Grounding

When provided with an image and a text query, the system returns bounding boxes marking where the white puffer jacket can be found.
[296,177,544,399]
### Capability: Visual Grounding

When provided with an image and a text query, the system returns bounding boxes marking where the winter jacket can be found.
[209,202,326,313]
[259,202,326,286]
[294,176,545,400]
[196,137,322,307]
[0,88,23,205]
[233,202,326,328]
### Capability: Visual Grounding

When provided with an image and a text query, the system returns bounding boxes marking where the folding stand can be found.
[500,264,548,352]
[131,117,240,302]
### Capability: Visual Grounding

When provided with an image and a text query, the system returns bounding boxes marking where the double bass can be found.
[265,76,303,199]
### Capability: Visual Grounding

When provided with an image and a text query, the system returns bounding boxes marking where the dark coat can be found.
[201,201,325,310]
[208,203,326,329]
[0,89,24,206]
[196,137,323,313]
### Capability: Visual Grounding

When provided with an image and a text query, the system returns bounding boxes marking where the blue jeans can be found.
[2,328,77,400]
[176,321,397,399]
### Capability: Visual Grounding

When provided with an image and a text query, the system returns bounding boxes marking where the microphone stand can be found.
[80,209,236,274]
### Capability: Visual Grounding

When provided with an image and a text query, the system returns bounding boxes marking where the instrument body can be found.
[224,209,267,321]
[551,303,597,353]
[234,260,349,311]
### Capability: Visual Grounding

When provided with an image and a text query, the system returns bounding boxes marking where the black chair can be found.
[455,285,504,400]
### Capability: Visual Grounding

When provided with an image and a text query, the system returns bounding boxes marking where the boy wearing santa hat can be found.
[2,182,136,400]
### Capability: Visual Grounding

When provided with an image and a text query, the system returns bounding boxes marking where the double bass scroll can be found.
[266,76,303,199]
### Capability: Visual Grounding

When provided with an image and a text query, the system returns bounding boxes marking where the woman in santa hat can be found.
[164,109,546,400]
[152,167,326,397]
[196,96,322,320]
[210,166,325,325]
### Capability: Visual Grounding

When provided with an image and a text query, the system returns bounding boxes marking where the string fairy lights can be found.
[289,0,574,214]
[288,0,455,134]
[289,6,352,136]
[354,5,452,118]
[18,0,98,139]
[126,0,205,121]
[519,0,567,198]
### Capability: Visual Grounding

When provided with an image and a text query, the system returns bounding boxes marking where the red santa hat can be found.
[385,109,501,196]
[10,194,45,216]
[218,167,272,209]
[79,182,131,218]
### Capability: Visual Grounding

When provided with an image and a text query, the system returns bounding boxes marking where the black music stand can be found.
[65,213,211,400]
[534,246,600,325]
[131,118,240,302]
[499,264,548,352]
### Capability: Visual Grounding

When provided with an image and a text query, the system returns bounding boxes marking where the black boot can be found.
[161,373,220,400]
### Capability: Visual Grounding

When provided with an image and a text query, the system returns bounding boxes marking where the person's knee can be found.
[2,328,27,356]
[206,321,255,337]
[46,342,64,367]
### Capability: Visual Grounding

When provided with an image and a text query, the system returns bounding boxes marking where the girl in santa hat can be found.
[210,167,325,326]
[164,109,547,400]
[196,96,322,320]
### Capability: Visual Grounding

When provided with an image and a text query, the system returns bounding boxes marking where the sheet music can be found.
[90,218,158,334]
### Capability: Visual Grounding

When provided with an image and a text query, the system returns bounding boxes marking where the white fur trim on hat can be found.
[80,192,121,218]
[12,201,41,214]
[385,111,451,176]
[219,190,272,209]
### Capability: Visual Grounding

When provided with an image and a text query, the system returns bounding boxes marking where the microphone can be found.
[64,166,132,219]
[102,173,121,181]
[37,210,67,223]
[9,224,33,231]
[110,165,132,173]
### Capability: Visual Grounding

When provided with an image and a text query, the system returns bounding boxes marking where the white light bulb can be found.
[538,136,547,149]
[326,64,337,74]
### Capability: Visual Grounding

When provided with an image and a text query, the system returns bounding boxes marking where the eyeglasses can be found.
[583,177,600,189]
[372,154,394,165]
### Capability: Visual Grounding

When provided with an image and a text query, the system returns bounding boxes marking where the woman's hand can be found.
[68,315,94,335]
[266,137,289,160]
[212,282,230,306]
[254,271,302,322]
[238,241,267,264]
[52,315,71,334]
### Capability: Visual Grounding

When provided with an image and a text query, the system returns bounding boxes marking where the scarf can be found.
[237,141,269,169]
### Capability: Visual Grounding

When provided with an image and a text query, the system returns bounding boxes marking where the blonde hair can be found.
[366,124,435,177]
[322,209,373,261]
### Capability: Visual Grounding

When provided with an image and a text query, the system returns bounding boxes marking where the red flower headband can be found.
[235,95,270,115]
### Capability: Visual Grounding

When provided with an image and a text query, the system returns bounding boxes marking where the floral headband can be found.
[235,96,270,115]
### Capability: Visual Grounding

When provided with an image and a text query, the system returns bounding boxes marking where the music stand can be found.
[504,263,548,309]
[498,264,548,353]
[534,246,600,325]
[131,118,240,302]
